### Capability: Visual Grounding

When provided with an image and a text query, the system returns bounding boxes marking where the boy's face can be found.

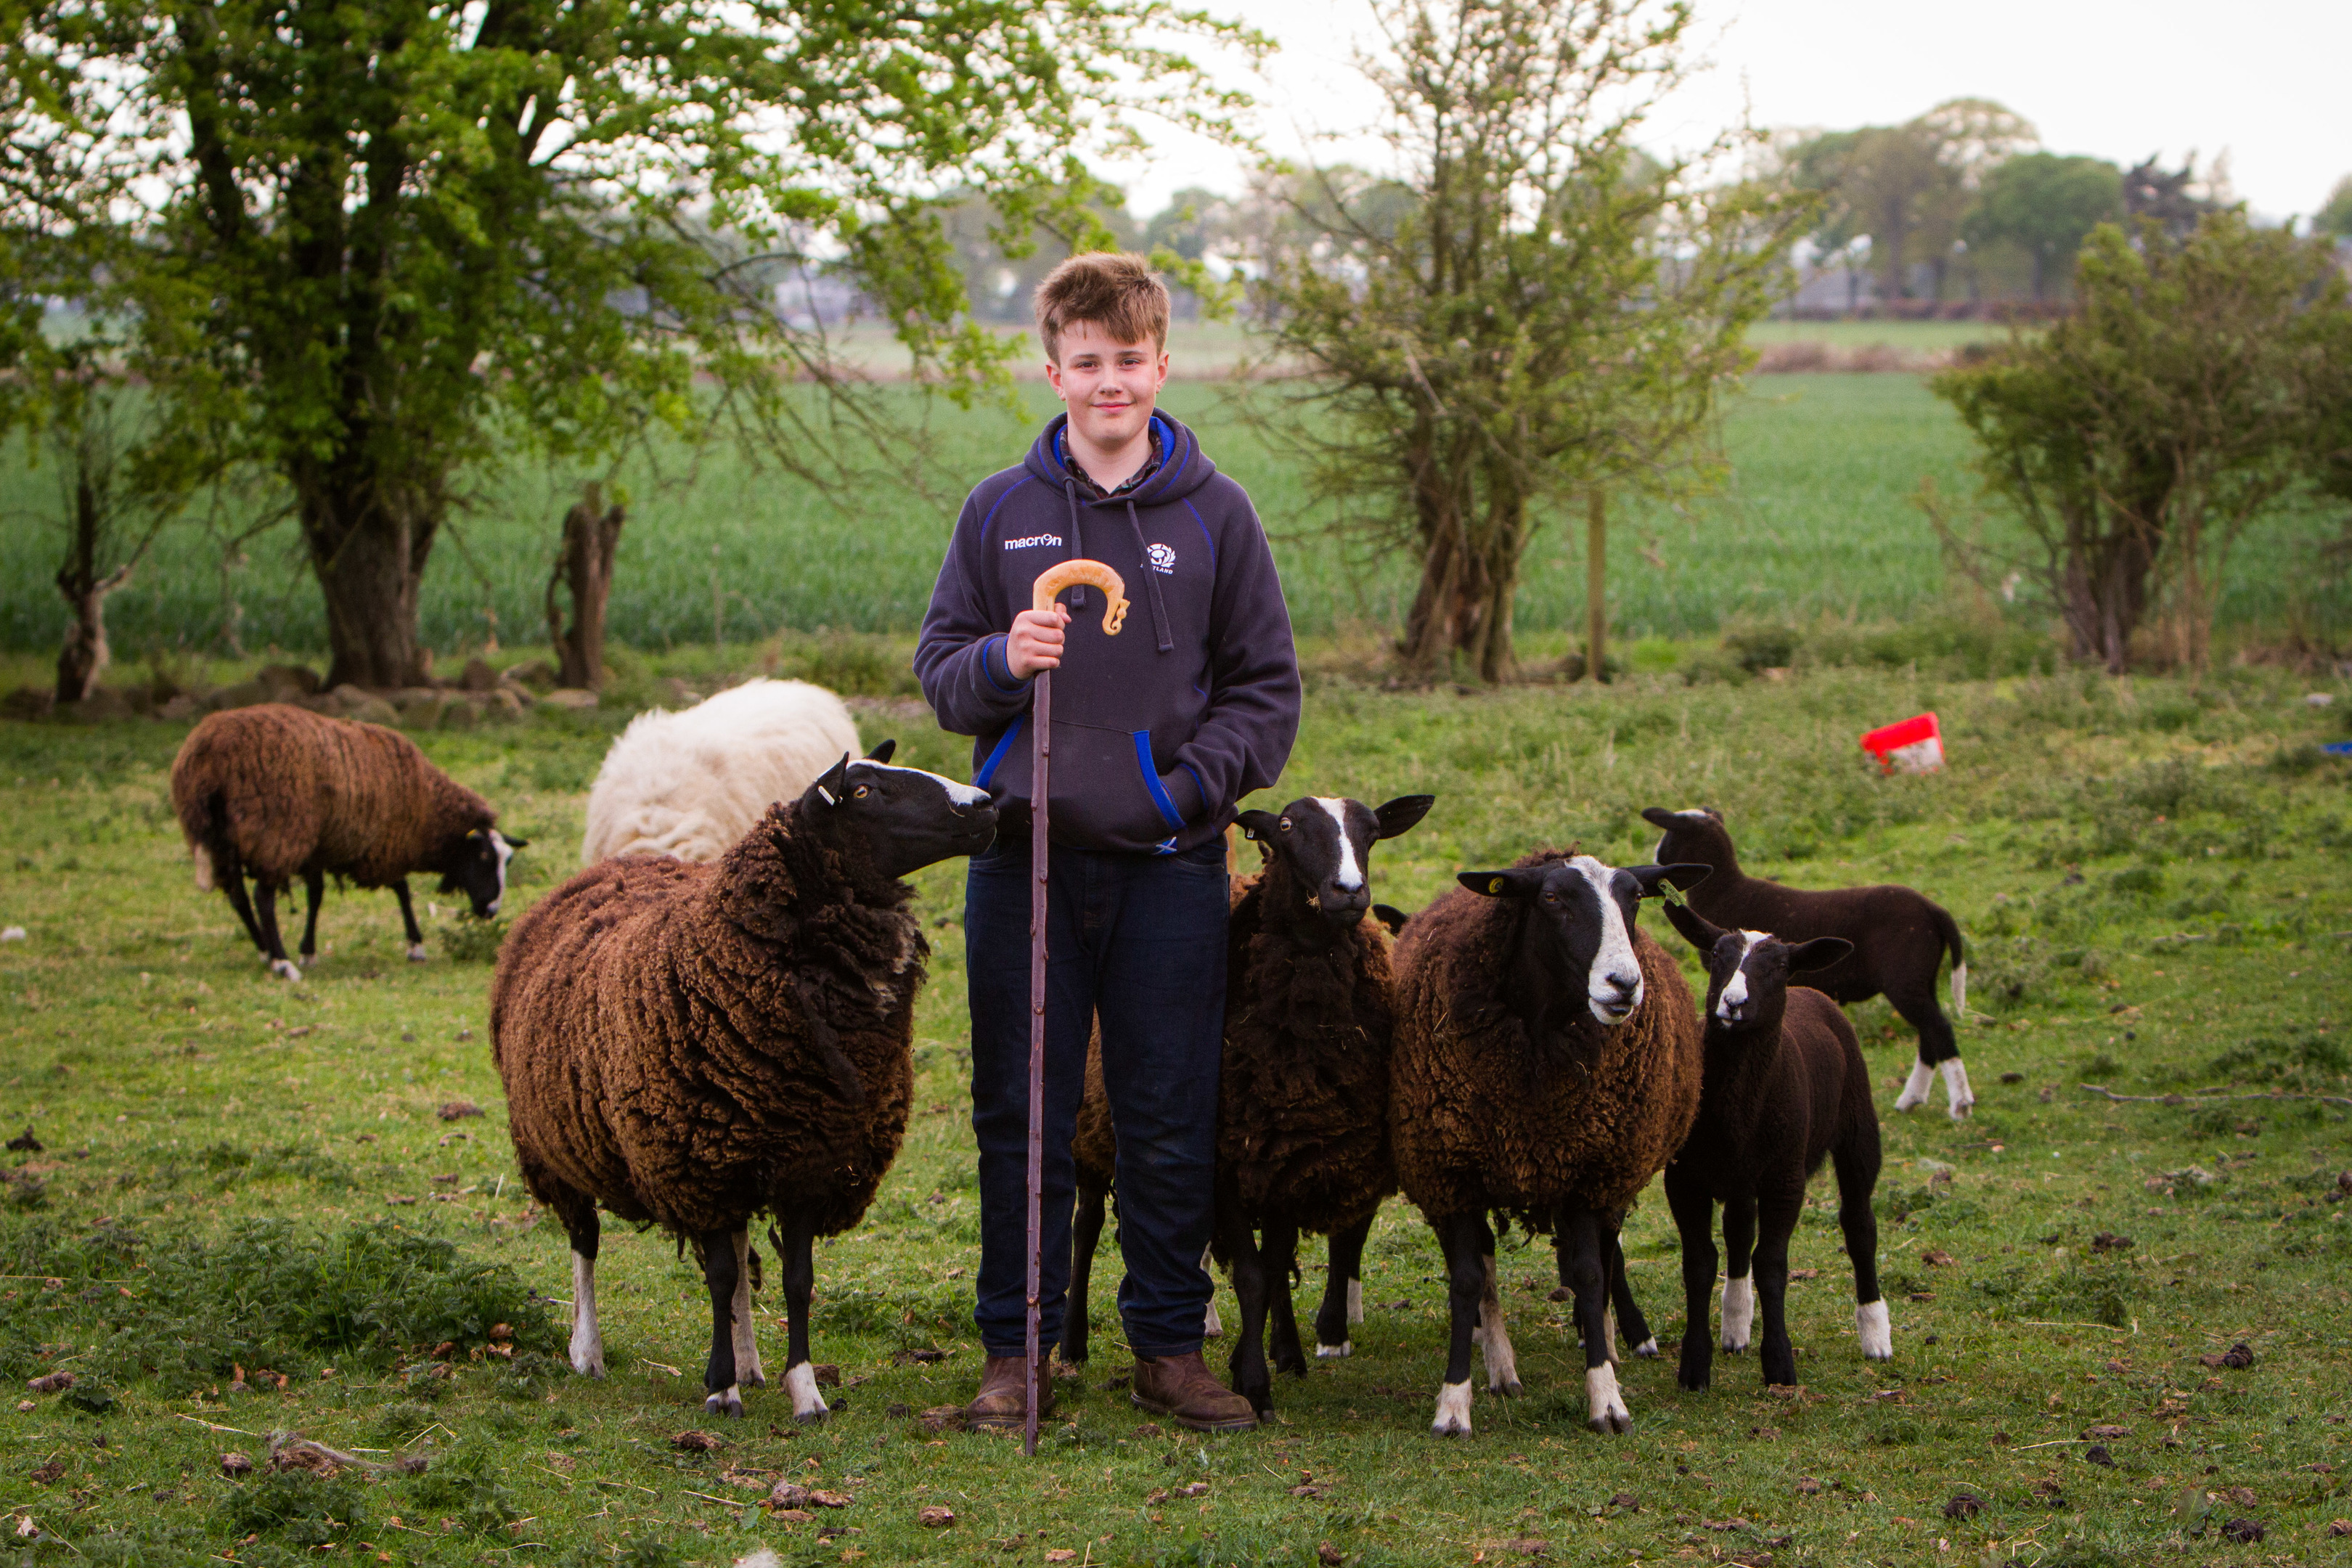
[1044,319,1168,452]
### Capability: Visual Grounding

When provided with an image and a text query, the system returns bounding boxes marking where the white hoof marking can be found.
[269,958,301,981]
[1857,1299,1892,1360]
[1315,1339,1352,1359]
[1347,1278,1363,1326]
[407,943,429,963]
[1431,1379,1473,1437]
[785,1360,829,1422]
[705,1384,745,1418]
[1720,1275,1754,1352]
[1895,1059,1935,1111]
[1941,1058,1975,1119]
[1585,1363,1633,1434]
[1630,1336,1659,1359]
[1202,1299,1223,1338]
[568,1251,605,1376]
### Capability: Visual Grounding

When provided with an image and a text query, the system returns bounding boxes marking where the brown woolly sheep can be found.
[1390,849,1707,1437]
[1661,902,1889,1391]
[171,703,523,979]
[1642,807,1975,1118]
[491,746,995,1419]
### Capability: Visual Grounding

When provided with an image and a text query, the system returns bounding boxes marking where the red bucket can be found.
[1861,711,1943,775]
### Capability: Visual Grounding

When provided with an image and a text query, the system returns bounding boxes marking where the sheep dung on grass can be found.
[491,743,995,1420]
[169,703,524,979]
[1661,903,1890,1389]
[581,678,862,865]
[1390,849,1707,1438]
[1642,807,1975,1118]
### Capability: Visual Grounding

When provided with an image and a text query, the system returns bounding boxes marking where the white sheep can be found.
[581,679,862,865]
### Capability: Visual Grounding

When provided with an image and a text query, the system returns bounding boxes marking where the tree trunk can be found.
[1399,463,1522,684]
[303,475,444,690]
[546,482,627,690]
[54,472,127,706]
[1584,489,1608,683]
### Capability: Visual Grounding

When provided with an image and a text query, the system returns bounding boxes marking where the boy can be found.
[915,252,1300,1432]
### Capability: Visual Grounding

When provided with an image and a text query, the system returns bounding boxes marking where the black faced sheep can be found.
[1643,807,1975,1119]
[1662,902,1890,1389]
[491,744,995,1419]
[170,703,524,979]
[581,678,862,864]
[1390,849,1707,1437]
[1211,793,1432,1414]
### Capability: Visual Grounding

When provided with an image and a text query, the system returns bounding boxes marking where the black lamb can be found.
[1662,902,1890,1390]
[1643,807,1975,1118]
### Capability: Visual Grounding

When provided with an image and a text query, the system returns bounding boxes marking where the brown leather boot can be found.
[963,1355,1055,1430]
[1130,1350,1259,1432]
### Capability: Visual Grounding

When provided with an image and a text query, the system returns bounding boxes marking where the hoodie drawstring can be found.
[1060,478,1087,611]
[1127,499,1174,654]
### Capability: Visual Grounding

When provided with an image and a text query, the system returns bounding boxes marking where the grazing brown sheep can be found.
[1390,849,1707,1437]
[1643,807,1974,1117]
[170,703,521,978]
[491,746,995,1419]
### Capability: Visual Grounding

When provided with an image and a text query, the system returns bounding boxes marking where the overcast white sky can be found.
[1104,0,2352,226]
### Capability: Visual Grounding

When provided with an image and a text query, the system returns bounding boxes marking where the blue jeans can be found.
[963,836,1229,1358]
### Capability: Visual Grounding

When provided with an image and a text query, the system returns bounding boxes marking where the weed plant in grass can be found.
[9,376,2345,668]
[0,656,2346,1562]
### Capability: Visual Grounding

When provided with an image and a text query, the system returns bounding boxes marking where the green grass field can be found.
[9,372,2345,671]
[1,653,2347,1564]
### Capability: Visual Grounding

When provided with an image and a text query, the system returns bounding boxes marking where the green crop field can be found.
[8,373,2345,671]
[0,654,2347,1564]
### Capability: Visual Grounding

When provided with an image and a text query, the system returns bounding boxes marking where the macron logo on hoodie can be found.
[1003,534,1062,551]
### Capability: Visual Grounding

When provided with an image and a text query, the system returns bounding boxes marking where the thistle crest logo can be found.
[1146,542,1176,574]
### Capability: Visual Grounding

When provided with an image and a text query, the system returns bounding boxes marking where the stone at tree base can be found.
[541,687,600,710]
[58,689,134,723]
[254,663,322,698]
[460,656,499,692]
[438,699,478,732]
[1,687,54,721]
[502,659,557,692]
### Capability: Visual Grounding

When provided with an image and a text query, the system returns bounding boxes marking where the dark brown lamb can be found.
[1390,847,1705,1438]
[170,703,519,979]
[491,748,994,1421]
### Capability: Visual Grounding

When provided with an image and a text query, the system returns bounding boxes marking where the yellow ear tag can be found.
[1489,878,1506,894]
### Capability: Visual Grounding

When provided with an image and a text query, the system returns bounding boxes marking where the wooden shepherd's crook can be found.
[1024,558,1128,1457]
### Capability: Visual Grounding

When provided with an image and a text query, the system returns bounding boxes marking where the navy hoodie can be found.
[915,412,1301,854]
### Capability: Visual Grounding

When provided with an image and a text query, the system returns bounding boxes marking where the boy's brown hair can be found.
[1033,251,1170,363]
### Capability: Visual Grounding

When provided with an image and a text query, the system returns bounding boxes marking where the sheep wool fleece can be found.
[490,800,922,1244]
[1390,852,1702,1228]
[170,703,494,889]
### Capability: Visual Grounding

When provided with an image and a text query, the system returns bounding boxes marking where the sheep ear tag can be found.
[1234,809,1281,842]
[814,753,852,807]
[1459,869,1541,899]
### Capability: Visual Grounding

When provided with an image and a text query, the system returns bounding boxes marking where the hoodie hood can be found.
[1024,412,1219,509]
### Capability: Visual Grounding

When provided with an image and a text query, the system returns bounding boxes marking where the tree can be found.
[1962,153,2123,303]
[1928,213,2349,671]
[2314,175,2352,241]
[1244,0,1805,682]
[29,0,1241,689]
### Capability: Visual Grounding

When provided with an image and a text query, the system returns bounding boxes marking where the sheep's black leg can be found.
[217,861,267,955]
[1312,1216,1371,1356]
[563,1206,605,1377]
[298,869,326,959]
[1666,1162,1717,1393]
[1262,1217,1307,1378]
[1752,1185,1805,1388]
[1609,1230,1658,1357]
[1718,1191,1757,1354]
[1834,1120,1891,1363]
[1221,1207,1275,1416]
[252,881,298,981]
[770,1212,829,1421]
[698,1227,743,1418]
[1559,1209,1630,1433]
[391,878,428,962]
[1065,1176,1107,1365]
[1429,1210,1487,1436]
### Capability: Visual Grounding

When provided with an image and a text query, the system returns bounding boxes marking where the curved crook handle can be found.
[1032,559,1128,636]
